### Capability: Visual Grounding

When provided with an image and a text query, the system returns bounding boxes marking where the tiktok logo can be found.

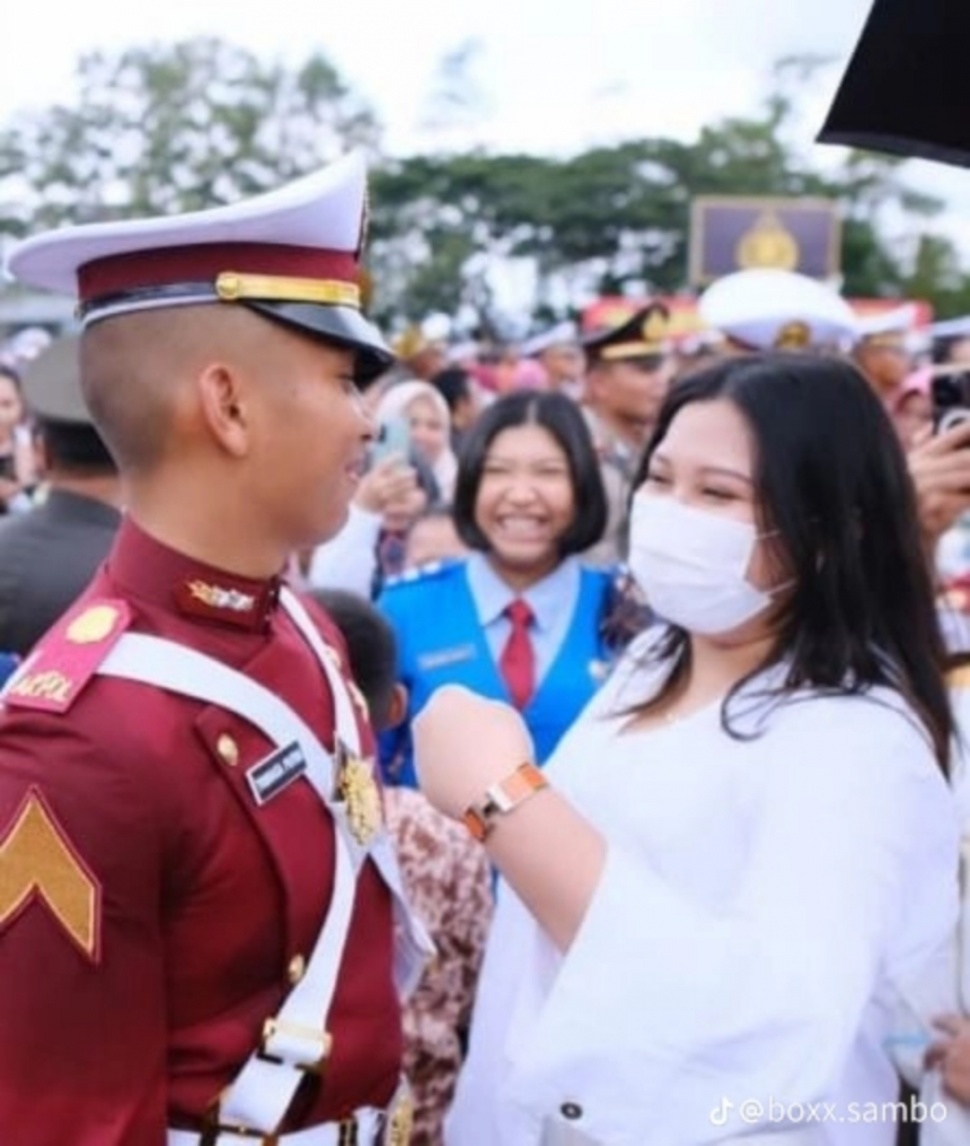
[710,1098,733,1126]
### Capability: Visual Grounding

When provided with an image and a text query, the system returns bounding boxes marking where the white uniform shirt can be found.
[447,633,961,1146]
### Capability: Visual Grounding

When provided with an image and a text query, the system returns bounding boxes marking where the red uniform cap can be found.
[4,152,392,382]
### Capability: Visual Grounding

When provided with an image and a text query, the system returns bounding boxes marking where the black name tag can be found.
[246,741,307,806]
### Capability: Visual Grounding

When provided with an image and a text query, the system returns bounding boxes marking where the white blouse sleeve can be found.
[503,704,960,1144]
[305,505,382,596]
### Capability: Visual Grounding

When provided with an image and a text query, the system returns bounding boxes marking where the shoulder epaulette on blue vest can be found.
[381,558,462,592]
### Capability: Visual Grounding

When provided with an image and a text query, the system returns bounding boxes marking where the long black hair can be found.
[630,352,953,772]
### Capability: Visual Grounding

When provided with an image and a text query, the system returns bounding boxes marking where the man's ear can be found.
[196,362,251,458]
[385,682,409,730]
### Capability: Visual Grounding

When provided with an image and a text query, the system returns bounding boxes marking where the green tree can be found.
[4,42,967,326]
[902,233,970,318]
[369,60,962,327]
[368,152,556,327]
[0,38,378,236]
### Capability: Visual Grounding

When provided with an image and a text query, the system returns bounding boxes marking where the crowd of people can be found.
[3,9,970,1137]
[3,189,970,1144]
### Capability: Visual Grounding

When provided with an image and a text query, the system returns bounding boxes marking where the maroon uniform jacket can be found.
[0,519,401,1145]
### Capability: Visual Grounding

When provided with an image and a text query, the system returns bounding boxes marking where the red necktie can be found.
[500,599,535,710]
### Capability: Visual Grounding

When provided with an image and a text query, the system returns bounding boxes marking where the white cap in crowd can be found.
[698,268,858,351]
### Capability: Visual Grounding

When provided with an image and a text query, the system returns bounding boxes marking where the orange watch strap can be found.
[462,762,548,842]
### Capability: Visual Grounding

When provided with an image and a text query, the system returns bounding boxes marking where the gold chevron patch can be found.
[0,789,101,961]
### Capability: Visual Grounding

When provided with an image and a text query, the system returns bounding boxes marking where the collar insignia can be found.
[186,580,256,612]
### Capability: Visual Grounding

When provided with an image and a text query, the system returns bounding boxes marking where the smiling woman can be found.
[375,390,632,787]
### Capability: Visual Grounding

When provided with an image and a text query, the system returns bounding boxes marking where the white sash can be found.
[96,587,430,1137]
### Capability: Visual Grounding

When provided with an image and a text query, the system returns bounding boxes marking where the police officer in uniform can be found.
[850,305,917,408]
[0,154,427,1145]
[0,335,122,655]
[581,303,673,566]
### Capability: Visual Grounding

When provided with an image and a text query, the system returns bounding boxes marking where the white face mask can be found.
[627,494,783,636]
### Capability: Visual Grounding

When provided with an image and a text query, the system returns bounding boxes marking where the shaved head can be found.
[80,305,277,473]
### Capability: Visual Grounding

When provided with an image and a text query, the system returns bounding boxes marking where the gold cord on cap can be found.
[216,272,361,309]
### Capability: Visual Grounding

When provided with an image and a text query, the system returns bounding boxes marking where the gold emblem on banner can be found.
[736,210,800,272]
[337,750,382,846]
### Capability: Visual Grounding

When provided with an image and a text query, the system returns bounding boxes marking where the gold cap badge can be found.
[774,320,812,350]
[641,310,668,344]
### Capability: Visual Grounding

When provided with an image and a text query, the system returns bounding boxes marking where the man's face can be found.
[540,343,584,385]
[858,341,911,395]
[245,328,373,549]
[589,358,673,445]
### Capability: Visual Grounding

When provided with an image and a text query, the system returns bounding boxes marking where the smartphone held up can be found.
[932,369,970,435]
[368,415,412,468]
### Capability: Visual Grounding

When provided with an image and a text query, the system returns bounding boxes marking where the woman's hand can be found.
[926,1014,970,1104]
[353,455,417,516]
[907,421,970,546]
[412,685,535,819]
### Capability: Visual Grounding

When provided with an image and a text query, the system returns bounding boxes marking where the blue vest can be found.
[377,559,617,787]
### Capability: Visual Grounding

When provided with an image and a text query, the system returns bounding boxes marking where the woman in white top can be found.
[413,353,962,1146]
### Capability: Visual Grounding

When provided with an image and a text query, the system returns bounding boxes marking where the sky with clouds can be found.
[2,0,969,249]
[1,0,874,152]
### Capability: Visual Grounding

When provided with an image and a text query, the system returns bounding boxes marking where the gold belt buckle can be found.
[258,1017,332,1075]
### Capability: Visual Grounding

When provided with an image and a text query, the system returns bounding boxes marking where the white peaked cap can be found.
[521,321,579,358]
[699,268,858,351]
[4,151,392,381]
[853,302,917,343]
[929,314,970,339]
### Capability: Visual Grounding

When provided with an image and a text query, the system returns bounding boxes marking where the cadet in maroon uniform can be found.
[0,155,427,1145]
